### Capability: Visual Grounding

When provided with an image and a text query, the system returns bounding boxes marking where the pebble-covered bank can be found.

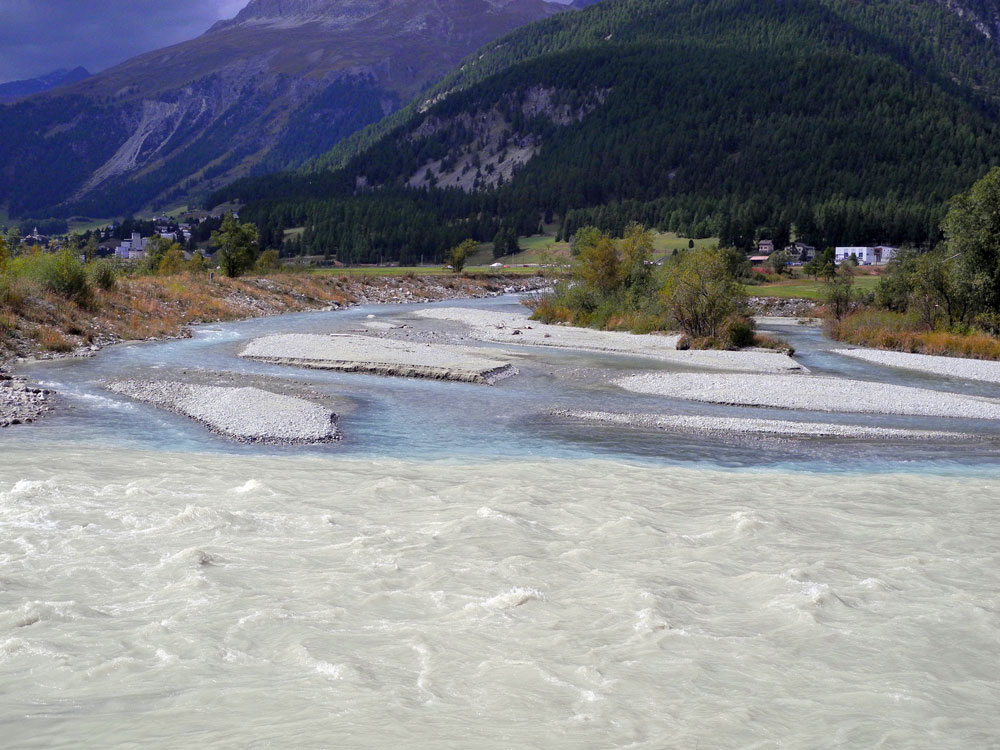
[834,347,1000,385]
[550,409,969,440]
[0,370,53,428]
[107,380,339,444]
[616,372,1000,419]
[240,334,518,385]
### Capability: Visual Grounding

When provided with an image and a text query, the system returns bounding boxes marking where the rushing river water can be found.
[2,296,999,747]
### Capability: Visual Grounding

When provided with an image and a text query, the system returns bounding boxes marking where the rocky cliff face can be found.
[0,0,564,218]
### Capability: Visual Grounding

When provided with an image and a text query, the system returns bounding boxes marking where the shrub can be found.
[0,274,29,311]
[15,250,92,303]
[722,315,756,348]
[37,326,73,352]
[255,249,281,274]
[661,248,748,339]
[88,259,118,290]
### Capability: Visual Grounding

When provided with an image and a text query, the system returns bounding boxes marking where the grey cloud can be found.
[0,0,246,81]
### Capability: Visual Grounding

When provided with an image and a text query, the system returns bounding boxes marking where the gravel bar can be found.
[551,409,970,440]
[616,372,1000,419]
[834,348,1000,385]
[240,333,517,384]
[414,307,805,373]
[107,380,339,444]
[1,373,53,427]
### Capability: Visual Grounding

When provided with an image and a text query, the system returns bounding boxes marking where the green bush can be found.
[88,259,118,290]
[11,250,91,303]
[723,315,756,348]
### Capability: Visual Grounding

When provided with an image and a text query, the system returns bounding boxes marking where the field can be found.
[750,275,881,300]
[469,230,718,266]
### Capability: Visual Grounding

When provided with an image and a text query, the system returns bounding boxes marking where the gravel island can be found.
[240,333,518,384]
[106,380,339,444]
[834,348,1000,385]
[551,409,970,440]
[414,307,805,373]
[616,372,1000,419]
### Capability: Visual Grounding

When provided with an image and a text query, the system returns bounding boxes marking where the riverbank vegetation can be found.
[0,242,547,363]
[826,167,1000,360]
[528,224,780,351]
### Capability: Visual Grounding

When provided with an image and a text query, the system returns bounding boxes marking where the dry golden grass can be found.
[0,270,534,362]
[36,325,73,352]
[832,309,1000,360]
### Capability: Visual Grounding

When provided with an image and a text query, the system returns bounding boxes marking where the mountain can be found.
[0,68,91,103]
[0,0,565,219]
[218,0,1000,263]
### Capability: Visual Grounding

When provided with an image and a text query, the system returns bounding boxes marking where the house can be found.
[749,255,771,267]
[785,242,816,262]
[835,246,897,265]
[757,239,774,255]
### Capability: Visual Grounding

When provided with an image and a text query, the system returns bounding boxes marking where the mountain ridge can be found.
[0,67,91,103]
[218,0,1000,263]
[0,0,566,219]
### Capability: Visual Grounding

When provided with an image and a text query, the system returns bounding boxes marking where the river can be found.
[1,296,998,748]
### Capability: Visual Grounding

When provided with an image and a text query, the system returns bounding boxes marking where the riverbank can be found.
[0,271,549,427]
[0,271,551,366]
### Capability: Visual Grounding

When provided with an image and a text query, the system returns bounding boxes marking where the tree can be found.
[157,244,186,275]
[825,264,855,321]
[576,232,620,295]
[0,236,8,270]
[447,238,476,273]
[492,227,519,259]
[660,248,747,341]
[941,166,1000,314]
[804,247,836,279]
[5,227,21,255]
[142,236,173,273]
[212,215,260,278]
[255,249,281,274]
[768,249,790,275]
[187,252,207,273]
[618,222,654,295]
[84,234,99,262]
[570,226,603,257]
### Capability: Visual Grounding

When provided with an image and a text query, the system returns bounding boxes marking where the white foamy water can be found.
[1,447,998,748]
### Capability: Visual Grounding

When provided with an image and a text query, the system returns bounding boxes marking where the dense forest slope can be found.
[0,0,565,219]
[218,0,1000,262]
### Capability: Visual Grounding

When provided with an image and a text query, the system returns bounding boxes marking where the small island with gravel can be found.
[239,333,519,384]
[106,380,339,444]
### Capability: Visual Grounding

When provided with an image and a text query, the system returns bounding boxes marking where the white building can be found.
[115,232,148,260]
[835,246,897,265]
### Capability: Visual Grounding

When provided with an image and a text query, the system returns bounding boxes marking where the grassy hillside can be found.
[218,0,1000,264]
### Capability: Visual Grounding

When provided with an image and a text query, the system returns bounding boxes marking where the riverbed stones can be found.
[239,333,518,384]
[833,348,1000,385]
[106,380,339,444]
[615,372,1000,419]
[551,409,970,440]
[0,373,53,427]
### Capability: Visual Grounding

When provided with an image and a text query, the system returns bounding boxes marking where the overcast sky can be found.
[0,0,577,83]
[0,0,248,81]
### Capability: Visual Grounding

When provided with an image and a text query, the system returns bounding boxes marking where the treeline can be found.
[218,0,1000,261]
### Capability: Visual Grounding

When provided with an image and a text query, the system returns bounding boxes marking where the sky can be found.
[0,0,577,83]
[0,0,248,81]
